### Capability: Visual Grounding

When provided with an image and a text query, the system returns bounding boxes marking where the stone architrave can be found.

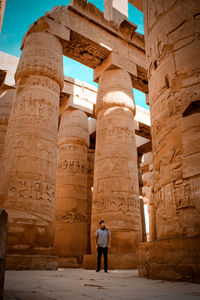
[0,31,63,269]
[53,108,89,267]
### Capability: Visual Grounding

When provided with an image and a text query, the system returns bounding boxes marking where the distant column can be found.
[87,149,95,254]
[0,32,63,264]
[53,108,89,267]
[90,68,142,268]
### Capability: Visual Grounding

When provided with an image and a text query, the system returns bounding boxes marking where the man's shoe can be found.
[104,270,108,273]
[96,269,100,272]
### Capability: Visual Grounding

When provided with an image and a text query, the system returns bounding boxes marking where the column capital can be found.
[95,68,136,116]
[94,52,137,84]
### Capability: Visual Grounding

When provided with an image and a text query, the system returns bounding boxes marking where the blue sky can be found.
[0,0,148,109]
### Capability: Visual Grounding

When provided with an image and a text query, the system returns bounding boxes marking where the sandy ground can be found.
[3,269,200,300]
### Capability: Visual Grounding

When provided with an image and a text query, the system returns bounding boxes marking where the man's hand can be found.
[96,244,98,250]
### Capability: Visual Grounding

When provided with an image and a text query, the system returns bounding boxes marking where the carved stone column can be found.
[84,68,142,269]
[87,149,95,254]
[53,108,89,267]
[139,0,200,282]
[0,89,15,158]
[0,31,63,269]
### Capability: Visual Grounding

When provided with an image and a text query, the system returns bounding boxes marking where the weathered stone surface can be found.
[53,108,89,266]
[0,32,63,259]
[0,209,8,299]
[139,0,200,282]
[6,255,58,270]
[46,2,148,92]
[0,89,15,158]
[0,52,19,87]
[86,68,142,269]
[139,237,200,283]
[143,0,200,240]
[87,149,95,254]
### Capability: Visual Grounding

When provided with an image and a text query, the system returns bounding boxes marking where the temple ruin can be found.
[0,0,199,285]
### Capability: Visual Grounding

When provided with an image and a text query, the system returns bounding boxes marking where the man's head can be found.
[99,220,105,229]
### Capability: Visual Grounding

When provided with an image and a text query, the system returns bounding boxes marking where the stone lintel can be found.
[60,94,94,116]
[104,0,129,25]
[24,3,147,92]
[94,52,137,83]
[137,141,152,156]
[135,122,151,140]
[21,16,70,50]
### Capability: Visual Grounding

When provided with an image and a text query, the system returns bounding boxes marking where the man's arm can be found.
[95,231,98,249]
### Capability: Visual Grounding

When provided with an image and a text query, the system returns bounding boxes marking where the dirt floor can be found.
[3,269,200,300]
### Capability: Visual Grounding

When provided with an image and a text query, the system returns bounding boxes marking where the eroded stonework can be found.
[89,68,142,268]
[0,32,63,259]
[139,0,200,282]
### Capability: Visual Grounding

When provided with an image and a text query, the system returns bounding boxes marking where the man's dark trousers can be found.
[97,246,108,271]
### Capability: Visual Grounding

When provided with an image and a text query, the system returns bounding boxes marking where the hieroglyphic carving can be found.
[6,179,55,220]
[53,109,89,257]
[63,31,110,69]
[56,209,87,224]
[0,31,63,254]
[57,159,87,175]
[93,194,141,215]
[91,69,142,256]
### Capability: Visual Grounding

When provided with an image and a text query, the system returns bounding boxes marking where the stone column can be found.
[0,209,8,299]
[139,0,200,282]
[84,68,142,269]
[140,198,147,242]
[53,108,89,267]
[0,89,15,158]
[86,149,95,254]
[141,152,155,241]
[0,31,63,269]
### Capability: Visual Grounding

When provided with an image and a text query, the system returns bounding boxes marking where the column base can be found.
[6,255,58,270]
[139,237,200,283]
[83,253,138,269]
[57,256,82,268]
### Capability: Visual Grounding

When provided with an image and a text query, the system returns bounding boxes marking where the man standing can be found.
[95,220,111,272]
